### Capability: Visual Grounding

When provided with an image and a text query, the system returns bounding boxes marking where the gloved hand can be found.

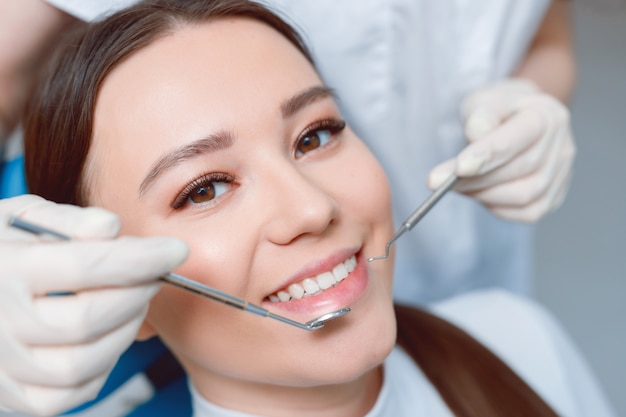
[428,78,576,222]
[0,195,188,416]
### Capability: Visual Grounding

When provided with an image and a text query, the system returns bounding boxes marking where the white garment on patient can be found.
[44,0,552,304]
[190,289,616,417]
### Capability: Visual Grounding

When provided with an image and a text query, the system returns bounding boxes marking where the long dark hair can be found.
[395,305,559,417]
[23,1,558,416]
[23,0,312,206]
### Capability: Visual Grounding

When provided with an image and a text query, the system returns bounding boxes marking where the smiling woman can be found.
[21,0,613,416]
[25,1,396,414]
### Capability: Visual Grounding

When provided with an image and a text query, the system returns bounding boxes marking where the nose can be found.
[262,163,339,246]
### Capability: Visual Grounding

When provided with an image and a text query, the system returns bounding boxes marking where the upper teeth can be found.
[268,255,357,302]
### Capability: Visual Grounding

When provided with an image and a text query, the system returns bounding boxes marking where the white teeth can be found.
[267,255,357,302]
[277,291,291,302]
[302,278,321,295]
[317,272,336,290]
[332,263,349,282]
[346,256,356,272]
[288,283,305,300]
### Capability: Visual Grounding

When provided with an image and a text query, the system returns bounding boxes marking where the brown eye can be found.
[190,184,216,203]
[295,129,334,157]
[171,173,235,210]
[296,133,322,154]
[294,119,346,158]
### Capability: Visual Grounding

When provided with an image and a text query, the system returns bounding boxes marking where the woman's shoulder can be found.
[426,288,615,417]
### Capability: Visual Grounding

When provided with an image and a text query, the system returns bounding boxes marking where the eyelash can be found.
[171,172,235,210]
[170,118,346,210]
[294,118,346,157]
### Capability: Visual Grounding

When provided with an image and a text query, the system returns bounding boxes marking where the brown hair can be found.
[395,305,559,417]
[23,1,558,415]
[23,0,312,206]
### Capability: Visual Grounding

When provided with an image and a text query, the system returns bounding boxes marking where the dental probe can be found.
[8,216,351,331]
[368,173,459,262]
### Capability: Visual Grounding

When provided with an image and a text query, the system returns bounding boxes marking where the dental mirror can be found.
[8,216,351,332]
[305,308,351,329]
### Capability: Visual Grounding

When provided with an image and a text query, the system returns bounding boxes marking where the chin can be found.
[299,300,398,387]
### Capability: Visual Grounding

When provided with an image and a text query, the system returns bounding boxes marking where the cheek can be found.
[129,212,258,302]
[336,140,395,292]
[339,141,393,227]
[141,238,274,381]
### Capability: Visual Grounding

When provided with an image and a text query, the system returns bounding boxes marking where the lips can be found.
[266,255,357,302]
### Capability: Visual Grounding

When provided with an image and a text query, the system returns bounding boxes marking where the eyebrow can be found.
[139,131,233,196]
[281,85,335,118]
[138,85,335,197]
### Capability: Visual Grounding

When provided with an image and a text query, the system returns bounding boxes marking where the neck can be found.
[191,366,383,417]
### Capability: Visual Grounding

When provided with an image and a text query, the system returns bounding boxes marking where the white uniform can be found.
[260,0,551,304]
[190,290,617,417]
[42,0,552,304]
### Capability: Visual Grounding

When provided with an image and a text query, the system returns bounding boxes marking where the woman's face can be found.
[87,18,395,400]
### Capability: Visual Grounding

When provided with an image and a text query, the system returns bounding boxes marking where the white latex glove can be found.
[0,195,188,416]
[428,78,576,222]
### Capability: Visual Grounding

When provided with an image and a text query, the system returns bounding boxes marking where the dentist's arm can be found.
[429,0,577,222]
[514,0,576,103]
[0,0,77,145]
[0,195,188,416]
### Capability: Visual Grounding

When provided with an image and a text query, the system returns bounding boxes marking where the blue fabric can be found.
[0,156,27,198]
[126,375,192,417]
[63,338,170,415]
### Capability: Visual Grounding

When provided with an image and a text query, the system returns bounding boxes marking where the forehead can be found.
[95,17,319,128]
[89,18,321,200]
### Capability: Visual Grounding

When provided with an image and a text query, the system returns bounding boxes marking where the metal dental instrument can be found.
[368,173,459,262]
[8,216,350,331]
